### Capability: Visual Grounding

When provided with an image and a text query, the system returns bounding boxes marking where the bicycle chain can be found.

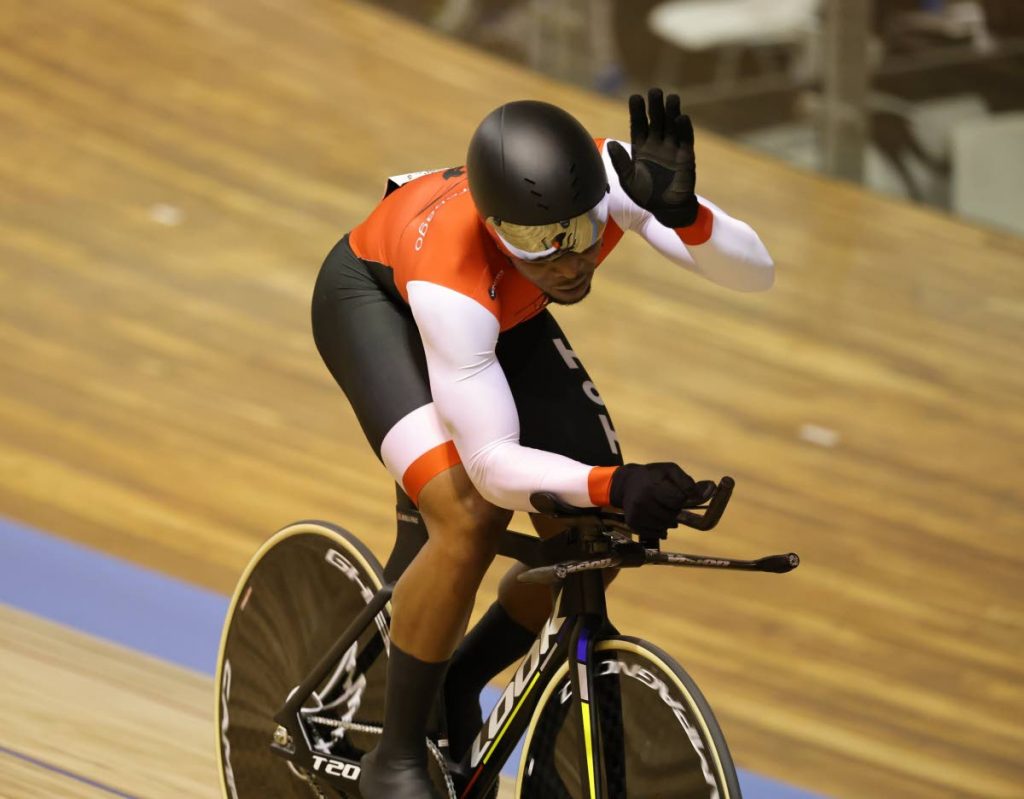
[288,762,328,799]
[307,715,458,799]
[308,776,328,799]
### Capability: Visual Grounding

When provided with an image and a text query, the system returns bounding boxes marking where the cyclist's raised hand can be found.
[610,463,715,536]
[607,88,699,228]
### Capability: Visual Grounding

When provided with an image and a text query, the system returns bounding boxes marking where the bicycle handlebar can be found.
[517,549,800,585]
[682,475,733,531]
[529,475,735,535]
[519,476,800,585]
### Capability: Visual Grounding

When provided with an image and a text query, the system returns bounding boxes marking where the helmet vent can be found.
[523,176,545,202]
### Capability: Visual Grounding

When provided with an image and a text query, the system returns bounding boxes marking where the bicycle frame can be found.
[270,557,617,799]
[455,568,613,799]
[267,479,783,798]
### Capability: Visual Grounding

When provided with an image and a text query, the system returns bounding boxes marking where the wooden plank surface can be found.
[0,606,515,799]
[1,0,1022,797]
[0,605,219,798]
[2,756,122,799]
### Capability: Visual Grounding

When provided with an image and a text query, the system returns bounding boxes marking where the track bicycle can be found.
[215,476,799,798]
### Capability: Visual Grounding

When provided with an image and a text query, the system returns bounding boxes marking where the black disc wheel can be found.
[214,521,390,799]
[516,637,742,799]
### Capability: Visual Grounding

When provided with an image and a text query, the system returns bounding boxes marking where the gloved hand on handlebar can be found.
[610,463,716,537]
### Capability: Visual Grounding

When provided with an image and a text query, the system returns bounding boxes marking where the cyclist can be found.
[311,88,774,798]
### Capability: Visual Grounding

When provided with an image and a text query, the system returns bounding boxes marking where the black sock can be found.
[375,642,449,764]
[444,602,538,760]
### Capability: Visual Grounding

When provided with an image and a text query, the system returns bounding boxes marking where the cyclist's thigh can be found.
[311,236,471,511]
[311,235,433,458]
[496,309,624,468]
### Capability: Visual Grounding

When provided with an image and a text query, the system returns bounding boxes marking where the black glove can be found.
[610,463,715,537]
[607,88,698,229]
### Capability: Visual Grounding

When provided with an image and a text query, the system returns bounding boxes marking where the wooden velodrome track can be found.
[1,0,1022,797]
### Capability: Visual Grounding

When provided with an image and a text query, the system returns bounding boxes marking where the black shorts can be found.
[311,236,623,506]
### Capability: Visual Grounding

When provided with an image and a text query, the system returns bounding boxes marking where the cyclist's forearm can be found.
[637,195,775,291]
[600,139,773,291]
[462,436,615,511]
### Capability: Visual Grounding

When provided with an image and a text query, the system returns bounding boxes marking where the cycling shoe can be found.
[359,748,442,799]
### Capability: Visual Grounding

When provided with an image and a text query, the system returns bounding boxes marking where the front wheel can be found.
[516,636,742,799]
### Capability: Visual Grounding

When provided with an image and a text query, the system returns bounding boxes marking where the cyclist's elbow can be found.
[463,447,523,511]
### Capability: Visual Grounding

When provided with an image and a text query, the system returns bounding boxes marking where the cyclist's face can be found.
[509,239,603,305]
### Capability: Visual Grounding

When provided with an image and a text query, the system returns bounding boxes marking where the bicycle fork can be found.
[560,569,615,799]
[567,617,606,799]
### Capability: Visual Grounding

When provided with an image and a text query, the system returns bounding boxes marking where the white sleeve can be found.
[602,139,775,292]
[407,280,600,511]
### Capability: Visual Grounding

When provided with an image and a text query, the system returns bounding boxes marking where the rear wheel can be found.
[214,521,390,799]
[516,636,742,799]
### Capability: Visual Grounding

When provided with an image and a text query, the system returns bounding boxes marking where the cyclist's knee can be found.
[417,465,511,571]
[424,512,508,578]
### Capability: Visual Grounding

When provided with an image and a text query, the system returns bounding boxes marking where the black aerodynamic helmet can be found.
[467,100,610,260]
